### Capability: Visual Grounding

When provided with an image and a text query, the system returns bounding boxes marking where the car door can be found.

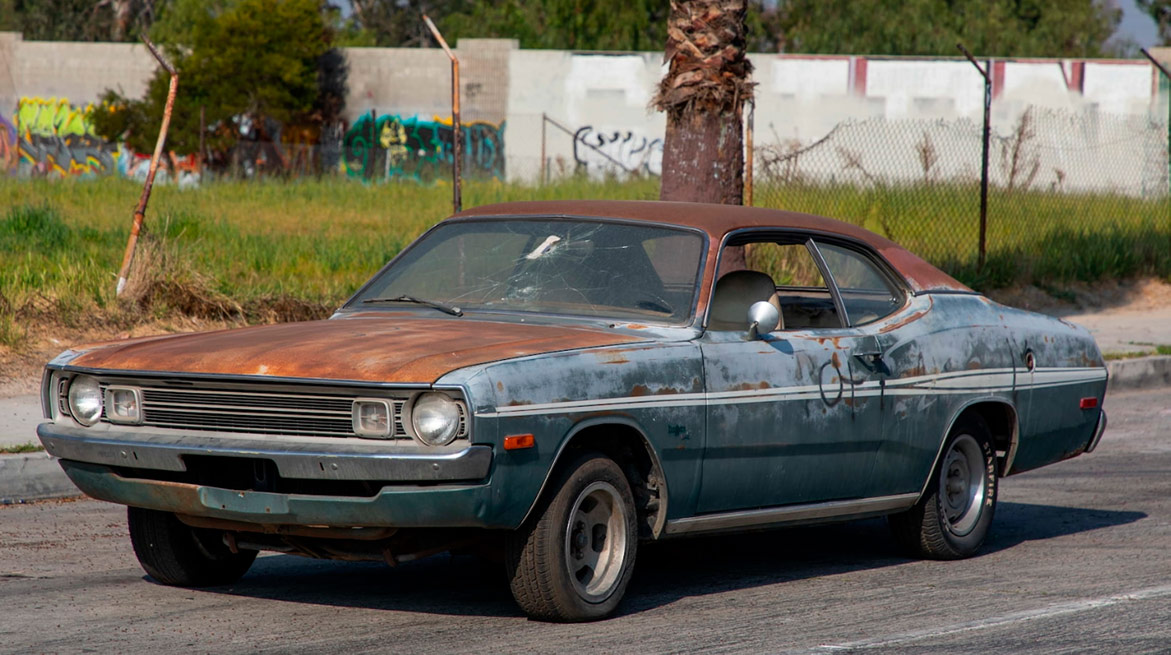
[696,237,889,513]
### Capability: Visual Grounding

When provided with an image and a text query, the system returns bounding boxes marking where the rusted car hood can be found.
[67,316,646,384]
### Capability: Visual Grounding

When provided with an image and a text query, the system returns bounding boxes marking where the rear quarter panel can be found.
[1000,305,1107,473]
[872,294,1020,495]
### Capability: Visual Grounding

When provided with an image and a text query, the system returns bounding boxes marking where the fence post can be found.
[366,108,375,181]
[1141,49,1171,191]
[541,112,547,186]
[116,36,178,297]
[745,99,755,206]
[198,105,205,178]
[958,44,991,273]
[423,15,462,214]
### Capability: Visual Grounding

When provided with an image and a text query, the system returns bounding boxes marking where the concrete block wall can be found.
[0,31,1166,192]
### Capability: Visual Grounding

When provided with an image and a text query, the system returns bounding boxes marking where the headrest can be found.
[709,270,782,331]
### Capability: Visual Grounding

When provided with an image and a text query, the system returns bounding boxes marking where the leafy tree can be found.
[12,0,156,42]
[1138,0,1171,45]
[766,0,1123,57]
[339,0,472,47]
[91,0,345,170]
[440,0,670,51]
[0,0,18,31]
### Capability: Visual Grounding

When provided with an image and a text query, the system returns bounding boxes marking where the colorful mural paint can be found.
[0,112,17,172]
[341,114,505,181]
[11,97,121,177]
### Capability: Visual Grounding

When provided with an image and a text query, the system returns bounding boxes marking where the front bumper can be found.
[59,460,495,528]
[37,422,492,482]
[38,422,498,528]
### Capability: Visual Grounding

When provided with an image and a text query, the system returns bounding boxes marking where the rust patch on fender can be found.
[730,381,771,391]
[879,309,928,333]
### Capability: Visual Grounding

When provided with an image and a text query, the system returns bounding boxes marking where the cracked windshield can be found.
[351,219,705,323]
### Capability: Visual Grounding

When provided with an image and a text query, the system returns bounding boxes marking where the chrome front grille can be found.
[133,386,409,438]
[54,376,468,441]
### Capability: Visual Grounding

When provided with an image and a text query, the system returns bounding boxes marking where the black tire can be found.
[506,453,639,622]
[127,507,257,587]
[889,415,998,560]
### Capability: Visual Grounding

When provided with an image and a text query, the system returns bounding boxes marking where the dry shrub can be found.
[244,295,332,324]
[120,235,332,325]
[119,235,244,321]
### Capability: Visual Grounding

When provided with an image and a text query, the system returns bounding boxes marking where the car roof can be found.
[451,200,972,294]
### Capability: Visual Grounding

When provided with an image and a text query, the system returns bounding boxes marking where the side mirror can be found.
[746,301,780,340]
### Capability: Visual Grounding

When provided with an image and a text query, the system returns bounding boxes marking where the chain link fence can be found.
[753,107,1171,287]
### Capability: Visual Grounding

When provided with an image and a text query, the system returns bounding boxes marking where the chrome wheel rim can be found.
[563,481,628,602]
[939,434,986,536]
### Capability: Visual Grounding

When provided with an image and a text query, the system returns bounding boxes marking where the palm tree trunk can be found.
[655,0,753,206]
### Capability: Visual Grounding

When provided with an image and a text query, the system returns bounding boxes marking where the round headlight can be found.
[411,393,461,446]
[67,375,102,426]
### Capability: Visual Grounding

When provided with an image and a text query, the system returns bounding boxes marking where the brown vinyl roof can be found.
[452,200,971,294]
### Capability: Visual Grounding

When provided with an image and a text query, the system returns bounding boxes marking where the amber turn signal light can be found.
[504,434,535,450]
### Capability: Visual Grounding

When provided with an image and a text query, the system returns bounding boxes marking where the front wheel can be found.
[506,453,638,622]
[889,415,998,560]
[128,507,257,587]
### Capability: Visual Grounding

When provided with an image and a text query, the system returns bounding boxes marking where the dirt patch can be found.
[987,277,1171,316]
[0,314,246,396]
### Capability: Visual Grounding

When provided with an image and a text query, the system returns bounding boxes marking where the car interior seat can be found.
[708,270,784,332]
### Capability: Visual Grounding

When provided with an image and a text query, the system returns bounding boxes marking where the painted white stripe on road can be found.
[799,583,1171,653]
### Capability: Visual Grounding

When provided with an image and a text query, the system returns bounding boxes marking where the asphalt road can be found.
[2,388,1168,654]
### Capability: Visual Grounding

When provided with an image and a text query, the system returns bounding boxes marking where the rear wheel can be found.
[889,415,998,559]
[128,507,257,587]
[506,453,638,622]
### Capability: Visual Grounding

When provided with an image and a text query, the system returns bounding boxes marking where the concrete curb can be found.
[1108,355,1171,392]
[0,452,79,503]
[0,357,1167,504]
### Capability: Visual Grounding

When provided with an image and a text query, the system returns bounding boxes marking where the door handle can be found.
[853,349,883,365]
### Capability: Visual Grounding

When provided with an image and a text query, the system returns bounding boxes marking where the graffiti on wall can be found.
[341,114,505,181]
[12,97,121,177]
[573,126,662,178]
[0,113,16,172]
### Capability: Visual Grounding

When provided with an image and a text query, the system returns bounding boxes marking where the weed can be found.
[0,443,44,454]
[0,314,26,349]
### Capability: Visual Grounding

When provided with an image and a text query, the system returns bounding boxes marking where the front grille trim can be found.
[54,376,469,442]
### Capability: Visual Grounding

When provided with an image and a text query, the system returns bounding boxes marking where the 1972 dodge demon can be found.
[38,200,1108,621]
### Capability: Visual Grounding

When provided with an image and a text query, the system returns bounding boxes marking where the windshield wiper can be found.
[361,295,463,317]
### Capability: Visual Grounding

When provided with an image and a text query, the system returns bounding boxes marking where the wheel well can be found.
[553,424,666,540]
[955,401,1018,476]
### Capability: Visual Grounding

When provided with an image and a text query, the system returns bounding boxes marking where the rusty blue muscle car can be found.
[37,200,1108,621]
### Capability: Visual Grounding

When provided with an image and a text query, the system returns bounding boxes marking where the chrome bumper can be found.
[37,422,492,482]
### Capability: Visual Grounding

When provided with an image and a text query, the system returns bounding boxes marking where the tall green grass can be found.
[760,182,1171,289]
[0,177,659,320]
[0,176,1166,338]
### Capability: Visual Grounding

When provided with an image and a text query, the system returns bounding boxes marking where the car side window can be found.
[748,242,843,329]
[814,241,903,326]
[710,241,843,331]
